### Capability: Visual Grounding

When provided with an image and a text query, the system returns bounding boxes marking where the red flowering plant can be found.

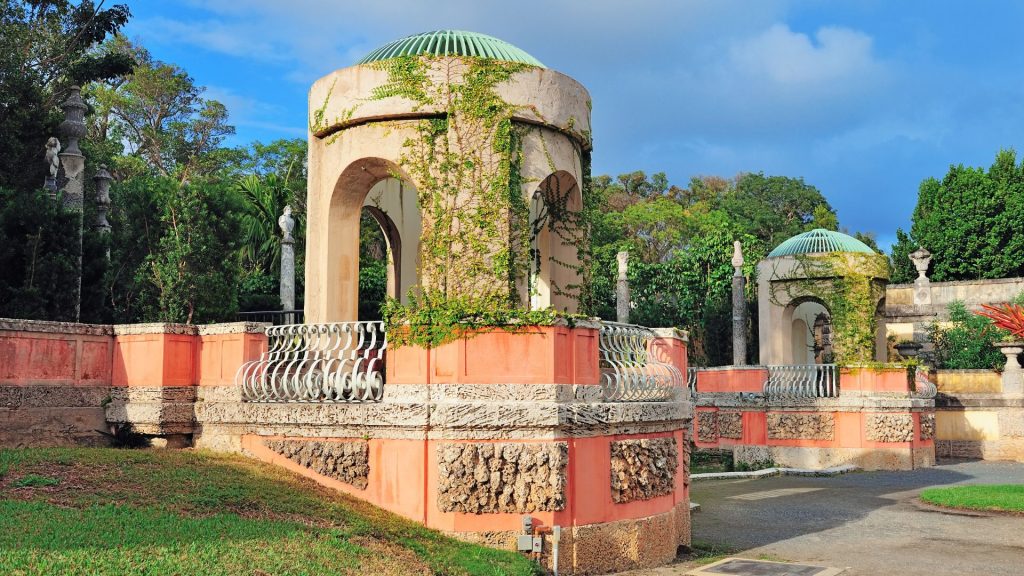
[975,303,1024,340]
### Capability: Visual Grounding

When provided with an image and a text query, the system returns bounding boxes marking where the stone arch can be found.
[528,170,582,313]
[362,178,422,304]
[782,296,831,364]
[321,157,417,322]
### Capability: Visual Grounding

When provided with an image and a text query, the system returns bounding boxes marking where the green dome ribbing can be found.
[357,29,545,68]
[767,229,876,258]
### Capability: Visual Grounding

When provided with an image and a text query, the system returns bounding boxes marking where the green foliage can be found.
[0,188,81,321]
[0,1,132,192]
[719,172,836,249]
[902,149,1024,281]
[0,448,542,575]
[888,228,917,284]
[928,301,1008,370]
[145,179,242,324]
[358,260,387,322]
[920,484,1024,513]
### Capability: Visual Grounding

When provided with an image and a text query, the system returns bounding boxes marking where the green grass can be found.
[920,484,1024,513]
[10,474,60,488]
[0,447,543,576]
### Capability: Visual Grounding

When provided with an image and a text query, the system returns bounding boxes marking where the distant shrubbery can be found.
[928,301,1009,370]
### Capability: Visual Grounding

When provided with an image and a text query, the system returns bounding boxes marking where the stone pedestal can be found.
[995,342,1024,396]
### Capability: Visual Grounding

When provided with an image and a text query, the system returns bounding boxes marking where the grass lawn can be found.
[0,447,542,576]
[919,484,1024,514]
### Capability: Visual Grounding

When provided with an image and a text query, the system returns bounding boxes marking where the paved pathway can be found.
[624,460,1024,576]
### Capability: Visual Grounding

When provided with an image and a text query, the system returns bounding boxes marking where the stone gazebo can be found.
[305,29,590,322]
[757,228,890,365]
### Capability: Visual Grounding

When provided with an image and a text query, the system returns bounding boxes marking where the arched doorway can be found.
[784,298,831,364]
[528,171,582,313]
[321,158,420,322]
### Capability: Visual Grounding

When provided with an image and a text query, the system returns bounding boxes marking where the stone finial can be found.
[57,86,87,156]
[278,205,295,243]
[93,164,112,233]
[909,247,932,280]
[732,240,744,273]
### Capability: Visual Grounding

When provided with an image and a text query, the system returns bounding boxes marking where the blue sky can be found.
[124,1,1024,250]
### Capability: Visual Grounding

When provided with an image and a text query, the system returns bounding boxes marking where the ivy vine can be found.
[326,54,593,348]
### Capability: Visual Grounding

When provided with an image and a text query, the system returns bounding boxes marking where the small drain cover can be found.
[687,558,845,576]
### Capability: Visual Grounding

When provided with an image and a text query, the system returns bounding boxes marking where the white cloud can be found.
[204,85,306,138]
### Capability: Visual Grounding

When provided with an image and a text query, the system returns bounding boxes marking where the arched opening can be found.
[783,297,831,364]
[528,171,582,313]
[324,159,420,322]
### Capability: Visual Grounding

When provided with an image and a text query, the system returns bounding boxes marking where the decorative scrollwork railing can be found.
[598,322,683,402]
[235,322,386,403]
[911,366,938,399]
[687,367,698,397]
[762,364,839,399]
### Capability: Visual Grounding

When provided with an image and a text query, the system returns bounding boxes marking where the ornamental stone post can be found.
[731,240,747,365]
[57,86,88,212]
[616,250,630,324]
[279,206,296,323]
[44,137,61,199]
[58,86,88,322]
[994,342,1024,396]
[93,165,112,234]
[909,247,932,306]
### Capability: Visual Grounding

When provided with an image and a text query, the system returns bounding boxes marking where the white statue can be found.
[732,240,744,269]
[45,137,61,178]
[278,205,295,242]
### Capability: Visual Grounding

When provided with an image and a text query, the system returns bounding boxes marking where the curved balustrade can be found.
[235,322,386,403]
[687,367,698,397]
[911,366,938,399]
[599,322,683,402]
[762,364,839,399]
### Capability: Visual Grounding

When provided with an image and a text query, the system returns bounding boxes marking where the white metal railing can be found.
[687,367,698,396]
[762,364,839,399]
[911,366,937,399]
[235,322,386,403]
[598,322,683,402]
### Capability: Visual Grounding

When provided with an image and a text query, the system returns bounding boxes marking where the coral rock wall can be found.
[866,414,915,443]
[264,439,369,489]
[717,412,743,439]
[767,413,835,440]
[696,411,718,443]
[437,442,567,513]
[610,437,678,503]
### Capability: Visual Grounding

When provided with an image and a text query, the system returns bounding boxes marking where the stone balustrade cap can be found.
[197,322,270,336]
[650,327,689,342]
[112,323,199,336]
[0,317,113,336]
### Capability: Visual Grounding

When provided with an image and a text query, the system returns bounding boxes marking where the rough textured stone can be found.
[767,412,835,440]
[866,413,915,442]
[610,437,677,503]
[264,439,369,489]
[697,411,718,443]
[718,411,743,439]
[920,413,936,440]
[436,442,567,513]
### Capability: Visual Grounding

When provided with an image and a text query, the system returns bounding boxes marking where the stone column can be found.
[93,165,112,234]
[58,86,88,322]
[995,342,1024,395]
[731,240,747,365]
[44,137,61,200]
[909,247,932,307]
[279,206,296,323]
[616,251,630,324]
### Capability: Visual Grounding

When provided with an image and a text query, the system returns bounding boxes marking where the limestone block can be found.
[920,413,936,440]
[767,412,835,440]
[717,412,743,439]
[436,441,567,513]
[697,411,718,443]
[610,437,677,503]
[264,439,369,489]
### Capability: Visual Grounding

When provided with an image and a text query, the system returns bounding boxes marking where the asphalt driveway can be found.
[624,460,1024,576]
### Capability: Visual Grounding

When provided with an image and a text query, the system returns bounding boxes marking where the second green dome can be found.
[768,229,876,258]
[357,30,545,68]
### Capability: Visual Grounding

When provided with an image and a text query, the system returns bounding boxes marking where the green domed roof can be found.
[357,30,545,68]
[767,229,876,258]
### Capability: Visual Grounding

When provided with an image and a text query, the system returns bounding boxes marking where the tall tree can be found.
[88,37,234,182]
[902,149,1024,281]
